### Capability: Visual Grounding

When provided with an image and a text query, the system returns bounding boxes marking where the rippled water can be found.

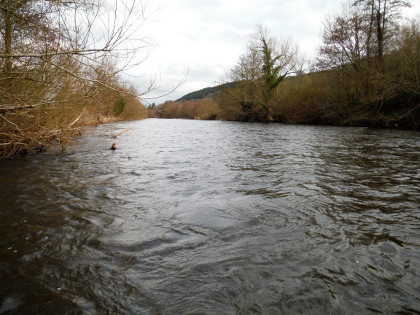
[0,119,419,314]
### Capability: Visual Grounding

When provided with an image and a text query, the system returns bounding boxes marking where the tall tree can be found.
[353,0,411,62]
[227,25,300,121]
[317,7,367,71]
[316,0,418,126]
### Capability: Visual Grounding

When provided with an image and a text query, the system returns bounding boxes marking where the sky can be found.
[124,0,420,104]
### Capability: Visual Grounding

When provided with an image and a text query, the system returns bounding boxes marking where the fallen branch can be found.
[113,127,132,138]
[68,108,87,128]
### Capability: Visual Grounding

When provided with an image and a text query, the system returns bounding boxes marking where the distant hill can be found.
[176,82,236,102]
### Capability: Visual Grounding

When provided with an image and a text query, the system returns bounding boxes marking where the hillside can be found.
[176,82,236,101]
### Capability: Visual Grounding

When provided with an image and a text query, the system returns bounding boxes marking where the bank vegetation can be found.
[0,0,149,158]
[150,0,419,129]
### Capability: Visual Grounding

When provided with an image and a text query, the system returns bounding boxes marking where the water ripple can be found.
[0,119,419,313]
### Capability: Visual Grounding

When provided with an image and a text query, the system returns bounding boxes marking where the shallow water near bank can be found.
[1,119,419,314]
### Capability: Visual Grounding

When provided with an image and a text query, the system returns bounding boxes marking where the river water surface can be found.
[0,119,419,314]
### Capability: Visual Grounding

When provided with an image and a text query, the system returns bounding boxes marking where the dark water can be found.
[1,119,419,314]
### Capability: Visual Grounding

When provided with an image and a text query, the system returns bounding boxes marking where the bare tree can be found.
[226,25,301,121]
[0,0,155,157]
[316,0,418,126]
[352,0,411,62]
[317,6,367,71]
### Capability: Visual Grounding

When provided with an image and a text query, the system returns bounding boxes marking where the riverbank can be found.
[149,63,420,130]
[148,95,420,130]
[150,16,420,130]
[0,95,147,159]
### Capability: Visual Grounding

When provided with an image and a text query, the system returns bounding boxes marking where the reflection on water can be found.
[0,119,419,314]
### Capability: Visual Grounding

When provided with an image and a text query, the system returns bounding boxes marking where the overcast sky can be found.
[125,0,420,104]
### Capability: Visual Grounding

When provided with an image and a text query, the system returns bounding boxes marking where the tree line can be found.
[150,0,419,128]
[0,0,149,158]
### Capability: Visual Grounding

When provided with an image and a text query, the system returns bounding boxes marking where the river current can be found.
[0,119,419,314]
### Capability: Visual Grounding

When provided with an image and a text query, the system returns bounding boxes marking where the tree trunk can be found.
[2,1,13,75]
[376,10,384,61]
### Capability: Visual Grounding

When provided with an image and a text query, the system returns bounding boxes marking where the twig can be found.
[0,114,23,134]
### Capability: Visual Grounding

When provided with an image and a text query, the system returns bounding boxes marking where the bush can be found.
[114,97,126,115]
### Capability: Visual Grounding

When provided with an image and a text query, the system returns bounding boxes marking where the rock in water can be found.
[110,143,116,150]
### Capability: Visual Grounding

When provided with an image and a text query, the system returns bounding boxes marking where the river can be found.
[0,119,419,314]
